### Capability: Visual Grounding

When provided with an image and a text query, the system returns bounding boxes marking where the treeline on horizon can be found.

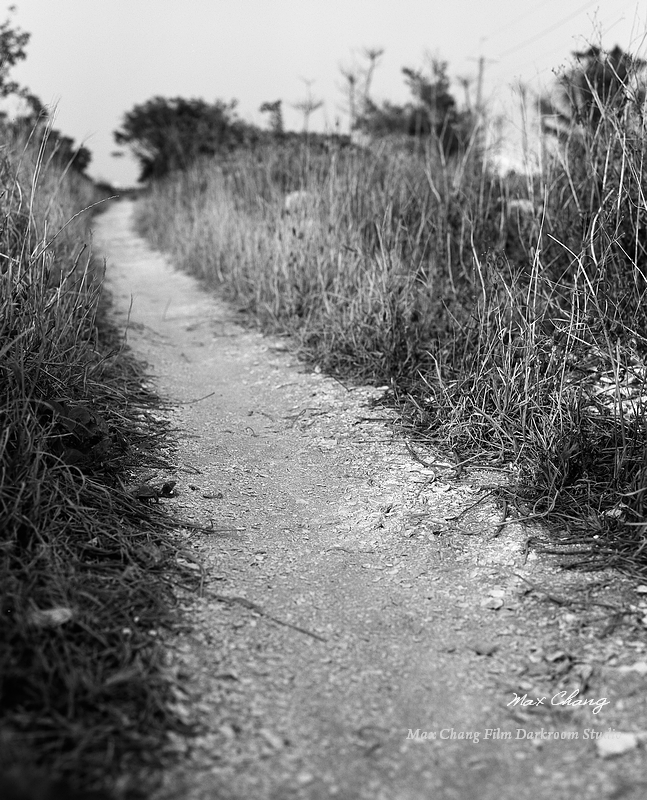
[115,43,646,182]
[114,51,479,180]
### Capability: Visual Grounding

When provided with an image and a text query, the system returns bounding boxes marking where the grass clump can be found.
[136,56,647,578]
[0,125,186,798]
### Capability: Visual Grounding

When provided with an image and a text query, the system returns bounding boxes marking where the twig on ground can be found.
[209,593,327,642]
[176,391,217,405]
[446,490,493,522]
[514,573,571,606]
[489,499,509,539]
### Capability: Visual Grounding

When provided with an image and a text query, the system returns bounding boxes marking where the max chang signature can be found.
[508,690,610,715]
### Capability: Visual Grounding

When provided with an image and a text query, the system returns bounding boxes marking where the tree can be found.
[46,133,92,173]
[339,47,384,135]
[292,79,323,135]
[339,65,359,133]
[260,100,284,136]
[356,58,474,154]
[360,47,384,110]
[403,60,457,130]
[541,45,647,136]
[0,10,90,174]
[0,7,29,98]
[114,96,253,181]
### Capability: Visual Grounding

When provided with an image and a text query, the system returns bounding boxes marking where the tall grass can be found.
[137,87,647,575]
[0,124,183,798]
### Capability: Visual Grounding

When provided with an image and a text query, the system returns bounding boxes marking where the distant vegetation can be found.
[0,10,91,175]
[115,51,478,181]
[114,96,256,180]
[355,56,475,153]
[114,94,352,181]
[541,44,645,135]
[135,43,647,578]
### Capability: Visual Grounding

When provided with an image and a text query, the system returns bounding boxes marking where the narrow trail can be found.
[96,200,646,800]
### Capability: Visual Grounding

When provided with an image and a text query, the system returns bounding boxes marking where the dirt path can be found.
[96,199,647,800]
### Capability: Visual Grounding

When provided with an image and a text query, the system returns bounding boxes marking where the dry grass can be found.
[136,85,647,578]
[0,124,189,798]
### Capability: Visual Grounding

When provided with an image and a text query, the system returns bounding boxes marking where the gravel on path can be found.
[95,198,647,800]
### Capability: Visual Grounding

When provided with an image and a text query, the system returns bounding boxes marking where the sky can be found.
[8,0,647,187]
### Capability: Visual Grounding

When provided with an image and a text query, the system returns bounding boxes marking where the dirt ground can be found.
[96,199,647,800]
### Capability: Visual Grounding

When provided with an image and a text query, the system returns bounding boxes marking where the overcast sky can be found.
[9,0,646,186]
